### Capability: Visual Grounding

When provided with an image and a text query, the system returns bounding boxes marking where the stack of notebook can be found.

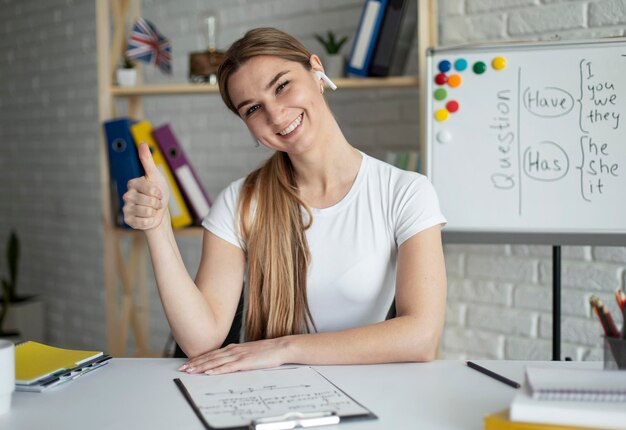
[485,367,626,429]
[15,341,111,392]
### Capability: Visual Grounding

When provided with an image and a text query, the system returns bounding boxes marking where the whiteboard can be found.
[426,39,626,243]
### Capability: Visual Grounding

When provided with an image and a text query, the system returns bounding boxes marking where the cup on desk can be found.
[0,340,15,415]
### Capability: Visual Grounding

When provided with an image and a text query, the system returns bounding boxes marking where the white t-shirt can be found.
[202,152,446,333]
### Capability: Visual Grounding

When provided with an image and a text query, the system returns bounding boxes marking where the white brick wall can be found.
[2,0,625,362]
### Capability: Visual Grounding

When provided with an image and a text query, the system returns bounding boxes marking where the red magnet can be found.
[446,100,459,113]
[435,73,448,85]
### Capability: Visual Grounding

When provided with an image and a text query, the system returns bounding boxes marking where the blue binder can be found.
[346,0,388,77]
[103,118,145,228]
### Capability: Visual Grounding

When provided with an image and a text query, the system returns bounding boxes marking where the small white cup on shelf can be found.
[0,340,15,415]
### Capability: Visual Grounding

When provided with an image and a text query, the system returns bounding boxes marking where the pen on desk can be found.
[466,361,521,389]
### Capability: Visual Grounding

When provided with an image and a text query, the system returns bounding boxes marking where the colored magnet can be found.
[438,60,452,72]
[437,130,452,143]
[448,74,462,88]
[435,108,449,122]
[446,100,459,113]
[492,56,506,70]
[435,73,448,85]
[473,61,487,74]
[434,88,447,101]
[454,58,468,71]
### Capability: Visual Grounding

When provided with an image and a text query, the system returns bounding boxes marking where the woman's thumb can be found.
[138,142,159,180]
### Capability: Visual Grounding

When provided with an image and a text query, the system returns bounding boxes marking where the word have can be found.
[489,89,516,190]
[523,86,574,118]
[582,61,620,130]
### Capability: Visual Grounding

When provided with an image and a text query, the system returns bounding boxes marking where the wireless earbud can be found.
[315,70,337,91]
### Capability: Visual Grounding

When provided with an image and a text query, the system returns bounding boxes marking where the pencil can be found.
[590,296,609,336]
[465,361,521,389]
[600,304,620,338]
[616,289,626,311]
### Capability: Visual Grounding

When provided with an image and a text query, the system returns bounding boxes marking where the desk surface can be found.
[1,358,600,430]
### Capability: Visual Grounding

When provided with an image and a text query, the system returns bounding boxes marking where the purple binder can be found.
[152,124,211,223]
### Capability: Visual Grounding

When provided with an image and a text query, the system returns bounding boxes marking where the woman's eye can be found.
[276,80,289,94]
[245,105,260,117]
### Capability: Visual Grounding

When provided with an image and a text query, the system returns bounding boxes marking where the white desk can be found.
[1,359,600,430]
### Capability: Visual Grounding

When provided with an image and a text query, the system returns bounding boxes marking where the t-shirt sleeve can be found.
[394,175,447,246]
[201,179,244,249]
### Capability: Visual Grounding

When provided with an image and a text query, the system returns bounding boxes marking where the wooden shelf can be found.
[111,76,419,97]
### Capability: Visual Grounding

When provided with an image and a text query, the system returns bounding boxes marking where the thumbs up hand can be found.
[123,143,170,230]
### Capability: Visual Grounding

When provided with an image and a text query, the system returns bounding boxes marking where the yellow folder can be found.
[484,409,599,430]
[130,120,193,229]
[15,341,104,384]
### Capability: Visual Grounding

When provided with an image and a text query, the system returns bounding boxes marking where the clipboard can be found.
[174,366,377,429]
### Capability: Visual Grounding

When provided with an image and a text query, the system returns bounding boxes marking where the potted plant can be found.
[0,231,44,342]
[116,56,137,87]
[314,31,348,78]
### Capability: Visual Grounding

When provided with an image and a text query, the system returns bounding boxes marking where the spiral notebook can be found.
[525,367,626,402]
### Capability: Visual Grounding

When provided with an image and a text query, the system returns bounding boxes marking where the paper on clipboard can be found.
[174,366,376,429]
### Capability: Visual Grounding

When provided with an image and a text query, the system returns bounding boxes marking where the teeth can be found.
[279,114,302,136]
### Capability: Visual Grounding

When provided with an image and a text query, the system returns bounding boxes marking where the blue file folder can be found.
[346,0,388,77]
[103,117,144,228]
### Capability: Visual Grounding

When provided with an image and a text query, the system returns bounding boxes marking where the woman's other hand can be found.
[123,142,170,230]
[178,338,292,375]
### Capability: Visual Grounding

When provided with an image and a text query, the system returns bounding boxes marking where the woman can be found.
[123,27,447,375]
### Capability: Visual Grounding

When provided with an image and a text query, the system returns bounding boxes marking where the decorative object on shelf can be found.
[315,30,348,78]
[115,56,137,87]
[0,231,44,342]
[189,11,225,84]
[125,17,172,74]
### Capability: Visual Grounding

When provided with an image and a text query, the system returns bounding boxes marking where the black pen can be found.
[466,361,521,389]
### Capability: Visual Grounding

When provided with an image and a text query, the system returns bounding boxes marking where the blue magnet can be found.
[454,58,468,71]
[438,60,452,73]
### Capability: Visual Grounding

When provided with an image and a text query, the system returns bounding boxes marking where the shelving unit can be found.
[96,0,437,357]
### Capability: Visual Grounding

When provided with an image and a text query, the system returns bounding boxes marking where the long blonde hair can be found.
[217,28,316,341]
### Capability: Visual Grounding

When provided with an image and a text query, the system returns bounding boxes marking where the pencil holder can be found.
[603,337,626,370]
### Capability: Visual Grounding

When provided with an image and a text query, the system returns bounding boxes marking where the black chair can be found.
[172,292,245,358]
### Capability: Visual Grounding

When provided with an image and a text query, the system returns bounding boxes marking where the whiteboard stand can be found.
[552,246,561,361]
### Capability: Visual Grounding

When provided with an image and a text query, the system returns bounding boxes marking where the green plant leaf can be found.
[314,31,347,54]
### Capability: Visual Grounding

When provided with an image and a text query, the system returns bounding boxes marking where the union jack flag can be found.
[125,18,172,74]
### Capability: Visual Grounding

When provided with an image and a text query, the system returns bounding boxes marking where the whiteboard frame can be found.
[426,38,626,245]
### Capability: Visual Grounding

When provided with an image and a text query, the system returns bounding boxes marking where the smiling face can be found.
[228,55,328,156]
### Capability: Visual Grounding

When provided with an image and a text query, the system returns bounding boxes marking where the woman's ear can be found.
[309,54,324,74]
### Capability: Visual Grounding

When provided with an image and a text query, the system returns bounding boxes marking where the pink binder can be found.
[152,124,211,223]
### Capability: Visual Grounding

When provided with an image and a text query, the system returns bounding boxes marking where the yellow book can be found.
[15,341,104,384]
[130,120,193,229]
[485,409,601,430]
